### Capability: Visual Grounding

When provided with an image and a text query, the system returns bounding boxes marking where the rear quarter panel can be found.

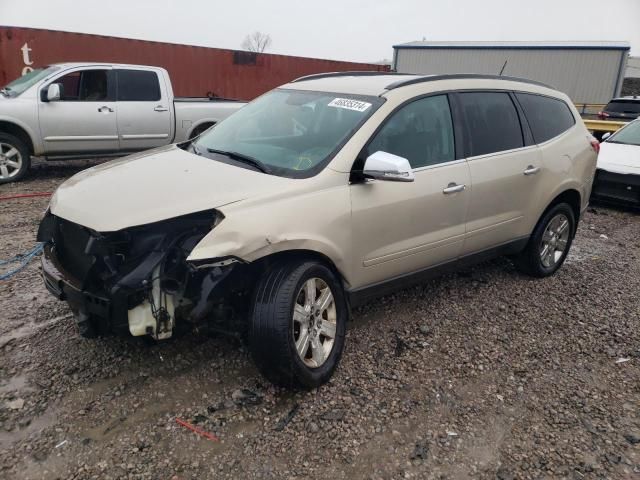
[526,119,596,234]
[558,100,598,213]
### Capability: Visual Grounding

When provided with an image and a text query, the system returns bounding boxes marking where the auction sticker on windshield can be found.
[328,98,372,112]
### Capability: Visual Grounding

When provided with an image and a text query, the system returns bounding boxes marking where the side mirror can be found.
[45,83,62,102]
[362,151,414,182]
[601,132,612,141]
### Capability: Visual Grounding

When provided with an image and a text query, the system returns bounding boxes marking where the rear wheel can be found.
[514,203,575,277]
[249,260,347,388]
[0,133,30,184]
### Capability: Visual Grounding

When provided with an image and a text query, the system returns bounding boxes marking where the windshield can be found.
[1,66,60,97]
[605,100,640,114]
[607,120,640,146]
[193,89,383,177]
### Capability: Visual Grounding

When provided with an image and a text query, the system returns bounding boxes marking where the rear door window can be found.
[515,93,575,143]
[116,70,161,101]
[456,92,523,157]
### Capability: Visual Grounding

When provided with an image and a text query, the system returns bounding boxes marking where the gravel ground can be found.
[0,159,639,480]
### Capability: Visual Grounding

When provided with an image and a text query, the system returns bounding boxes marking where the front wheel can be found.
[249,260,347,388]
[514,202,575,277]
[0,133,30,184]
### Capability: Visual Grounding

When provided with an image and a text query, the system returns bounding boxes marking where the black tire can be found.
[249,260,347,389]
[0,132,31,184]
[514,202,576,277]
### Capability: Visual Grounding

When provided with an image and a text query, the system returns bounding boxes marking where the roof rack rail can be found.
[291,71,402,83]
[385,74,553,90]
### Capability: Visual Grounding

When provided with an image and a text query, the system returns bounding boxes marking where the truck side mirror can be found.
[44,83,62,102]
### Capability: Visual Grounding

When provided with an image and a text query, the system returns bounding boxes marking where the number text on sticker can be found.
[328,98,372,113]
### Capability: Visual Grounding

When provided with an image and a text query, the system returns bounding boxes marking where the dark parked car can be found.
[598,96,640,121]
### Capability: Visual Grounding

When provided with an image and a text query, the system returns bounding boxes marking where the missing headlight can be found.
[38,209,224,339]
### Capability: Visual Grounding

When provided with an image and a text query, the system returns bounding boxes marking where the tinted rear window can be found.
[516,93,575,144]
[457,92,523,157]
[605,100,640,114]
[116,70,161,101]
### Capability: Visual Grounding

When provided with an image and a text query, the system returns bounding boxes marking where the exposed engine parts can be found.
[37,209,246,339]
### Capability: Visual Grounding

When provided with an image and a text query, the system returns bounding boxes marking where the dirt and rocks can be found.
[0,159,639,480]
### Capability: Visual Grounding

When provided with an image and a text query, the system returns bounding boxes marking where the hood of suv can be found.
[50,145,293,232]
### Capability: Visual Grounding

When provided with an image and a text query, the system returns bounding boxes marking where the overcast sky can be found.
[2,0,639,61]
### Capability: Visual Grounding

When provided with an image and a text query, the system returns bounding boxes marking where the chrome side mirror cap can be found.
[46,83,62,102]
[362,151,414,182]
[601,132,612,141]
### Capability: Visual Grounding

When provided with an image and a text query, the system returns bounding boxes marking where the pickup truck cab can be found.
[0,63,245,183]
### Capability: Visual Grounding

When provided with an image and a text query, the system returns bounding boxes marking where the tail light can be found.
[589,137,600,154]
[597,111,609,120]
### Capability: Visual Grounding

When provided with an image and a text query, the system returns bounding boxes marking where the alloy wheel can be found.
[0,142,23,180]
[539,213,570,268]
[292,277,337,368]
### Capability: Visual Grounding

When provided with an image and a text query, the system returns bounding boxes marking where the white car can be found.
[592,118,640,206]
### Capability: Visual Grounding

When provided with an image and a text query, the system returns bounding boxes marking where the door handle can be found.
[443,182,466,194]
[523,165,540,176]
[154,105,168,112]
[97,106,114,113]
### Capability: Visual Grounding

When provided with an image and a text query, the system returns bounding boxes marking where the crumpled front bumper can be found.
[37,209,243,337]
[41,245,127,333]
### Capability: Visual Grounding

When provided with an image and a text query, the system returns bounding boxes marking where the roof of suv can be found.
[283,72,554,97]
[285,73,420,96]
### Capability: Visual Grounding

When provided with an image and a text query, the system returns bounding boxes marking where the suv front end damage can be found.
[37,209,243,339]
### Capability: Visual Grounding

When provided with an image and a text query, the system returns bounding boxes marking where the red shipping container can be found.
[0,26,389,100]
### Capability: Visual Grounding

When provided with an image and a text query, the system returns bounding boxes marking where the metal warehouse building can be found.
[393,41,630,104]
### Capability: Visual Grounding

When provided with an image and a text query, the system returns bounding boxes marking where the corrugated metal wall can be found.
[627,56,640,79]
[0,26,388,100]
[395,48,626,104]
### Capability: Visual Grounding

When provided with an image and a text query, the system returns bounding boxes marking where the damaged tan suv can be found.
[38,73,598,388]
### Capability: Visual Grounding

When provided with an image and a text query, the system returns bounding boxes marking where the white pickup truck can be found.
[0,63,246,183]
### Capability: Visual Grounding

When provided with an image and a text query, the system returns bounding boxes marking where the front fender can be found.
[189,229,349,278]
[0,115,41,155]
[186,182,352,283]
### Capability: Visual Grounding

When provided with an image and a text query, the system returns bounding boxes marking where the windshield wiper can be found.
[206,148,272,174]
[0,87,11,97]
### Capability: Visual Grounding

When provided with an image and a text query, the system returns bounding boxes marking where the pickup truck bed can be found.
[174,97,244,102]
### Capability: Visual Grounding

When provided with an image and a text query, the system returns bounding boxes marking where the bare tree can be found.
[241,32,272,53]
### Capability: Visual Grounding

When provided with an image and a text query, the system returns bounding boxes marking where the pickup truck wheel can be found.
[249,260,347,389]
[0,133,30,184]
[514,203,575,277]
